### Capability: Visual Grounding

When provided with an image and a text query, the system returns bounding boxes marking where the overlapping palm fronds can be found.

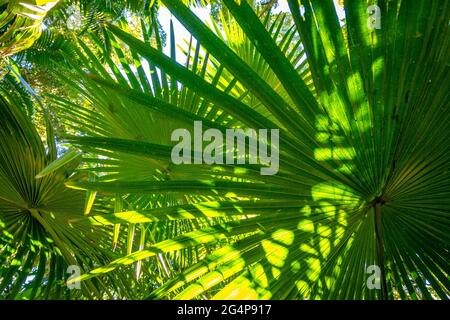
[0,73,135,299]
[0,0,59,64]
[46,0,450,300]
[0,0,449,300]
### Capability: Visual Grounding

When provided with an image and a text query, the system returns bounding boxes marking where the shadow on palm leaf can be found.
[56,0,448,300]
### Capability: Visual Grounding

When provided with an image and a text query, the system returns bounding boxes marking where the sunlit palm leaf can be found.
[0,0,59,66]
[49,0,449,300]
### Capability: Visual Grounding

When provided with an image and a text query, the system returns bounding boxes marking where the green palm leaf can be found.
[7,0,449,300]
[0,83,135,299]
[0,0,59,65]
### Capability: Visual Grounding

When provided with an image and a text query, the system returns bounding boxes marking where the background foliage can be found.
[0,0,449,300]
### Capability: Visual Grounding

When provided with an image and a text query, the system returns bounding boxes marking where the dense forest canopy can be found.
[0,0,449,300]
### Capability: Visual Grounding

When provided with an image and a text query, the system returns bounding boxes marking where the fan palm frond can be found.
[0,0,59,65]
[2,0,449,300]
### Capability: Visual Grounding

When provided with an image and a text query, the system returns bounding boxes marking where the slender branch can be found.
[0,196,28,210]
[374,202,388,300]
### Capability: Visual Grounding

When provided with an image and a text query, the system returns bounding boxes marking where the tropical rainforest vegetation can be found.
[0,0,449,300]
